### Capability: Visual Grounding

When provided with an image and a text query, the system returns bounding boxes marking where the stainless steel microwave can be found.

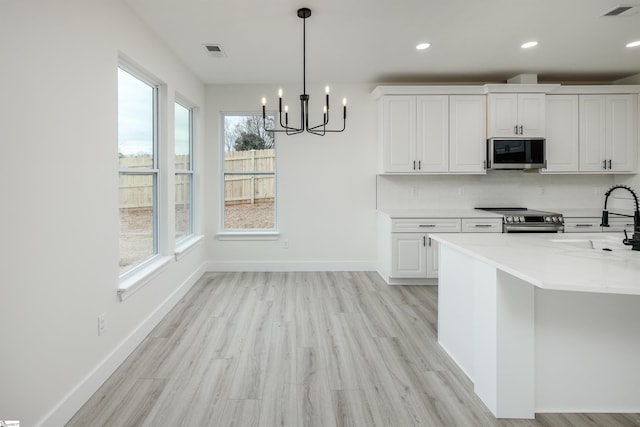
[486,138,546,170]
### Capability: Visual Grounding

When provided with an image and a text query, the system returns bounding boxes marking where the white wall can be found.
[0,1,206,425]
[205,84,379,270]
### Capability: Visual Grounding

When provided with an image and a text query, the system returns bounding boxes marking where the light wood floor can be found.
[67,272,640,427]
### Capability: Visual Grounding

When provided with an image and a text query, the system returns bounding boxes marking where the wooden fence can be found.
[119,150,275,208]
[224,149,275,205]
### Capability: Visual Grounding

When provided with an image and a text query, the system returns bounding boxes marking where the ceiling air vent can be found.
[203,44,226,58]
[602,4,638,16]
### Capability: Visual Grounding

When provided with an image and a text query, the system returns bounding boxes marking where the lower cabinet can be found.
[564,216,635,233]
[379,214,501,284]
[391,233,428,278]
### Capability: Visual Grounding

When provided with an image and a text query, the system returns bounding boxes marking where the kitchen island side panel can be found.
[534,288,640,412]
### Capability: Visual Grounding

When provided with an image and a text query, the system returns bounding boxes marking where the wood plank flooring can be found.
[67,272,640,427]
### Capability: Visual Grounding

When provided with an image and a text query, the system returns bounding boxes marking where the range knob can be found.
[544,216,551,222]
[518,216,525,222]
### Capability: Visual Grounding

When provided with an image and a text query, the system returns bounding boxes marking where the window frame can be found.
[118,63,161,279]
[219,111,278,236]
[174,98,195,244]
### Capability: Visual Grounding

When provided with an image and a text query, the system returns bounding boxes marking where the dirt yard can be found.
[224,201,275,229]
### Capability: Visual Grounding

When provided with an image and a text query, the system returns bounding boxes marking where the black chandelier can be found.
[261,8,347,136]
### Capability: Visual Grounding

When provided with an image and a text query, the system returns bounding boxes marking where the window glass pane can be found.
[175,102,191,170]
[118,68,154,169]
[222,113,276,231]
[119,174,155,275]
[224,115,275,172]
[175,173,192,240]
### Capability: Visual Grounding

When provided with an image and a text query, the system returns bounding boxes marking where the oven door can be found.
[504,224,564,233]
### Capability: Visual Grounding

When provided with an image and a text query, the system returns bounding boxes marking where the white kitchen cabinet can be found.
[380,96,416,172]
[564,216,635,233]
[544,95,579,172]
[449,95,487,173]
[426,236,440,278]
[380,95,448,173]
[391,233,428,278]
[461,218,503,233]
[579,94,637,173]
[487,93,546,138]
[563,217,602,233]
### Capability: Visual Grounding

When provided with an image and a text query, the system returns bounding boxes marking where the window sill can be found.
[175,234,204,261]
[118,256,172,301]
[216,231,280,241]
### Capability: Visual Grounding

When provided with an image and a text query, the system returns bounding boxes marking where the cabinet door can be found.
[544,95,579,172]
[487,93,518,137]
[449,95,487,173]
[518,93,546,137]
[607,94,637,172]
[579,95,607,172]
[416,95,448,172]
[426,236,439,279]
[391,233,427,278]
[381,96,416,172]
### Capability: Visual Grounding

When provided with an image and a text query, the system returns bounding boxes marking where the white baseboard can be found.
[37,262,207,427]
[206,260,377,272]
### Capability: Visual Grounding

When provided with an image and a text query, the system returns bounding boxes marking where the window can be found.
[118,66,159,276]
[175,101,194,242]
[222,113,276,231]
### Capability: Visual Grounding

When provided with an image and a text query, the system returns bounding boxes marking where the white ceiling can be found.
[124,0,640,85]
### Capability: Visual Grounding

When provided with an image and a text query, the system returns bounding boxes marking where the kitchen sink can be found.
[551,238,629,251]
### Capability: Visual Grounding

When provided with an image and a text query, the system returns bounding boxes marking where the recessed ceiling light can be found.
[626,40,640,47]
[521,41,538,49]
[416,42,431,50]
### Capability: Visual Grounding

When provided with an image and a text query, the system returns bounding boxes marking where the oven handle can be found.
[504,225,564,233]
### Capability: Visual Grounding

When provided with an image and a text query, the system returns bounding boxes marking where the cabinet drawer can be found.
[391,218,461,233]
[564,218,601,233]
[461,218,502,233]
[607,217,635,232]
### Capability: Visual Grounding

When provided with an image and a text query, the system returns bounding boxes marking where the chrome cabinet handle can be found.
[428,237,432,247]
[413,160,416,170]
[576,224,594,227]
[514,125,518,135]
[423,236,426,246]
[608,159,612,169]
[519,125,523,135]
[418,160,421,170]
[419,224,436,227]
[602,160,607,169]
[474,224,493,228]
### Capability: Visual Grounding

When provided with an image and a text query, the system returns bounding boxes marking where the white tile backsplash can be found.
[376,172,616,211]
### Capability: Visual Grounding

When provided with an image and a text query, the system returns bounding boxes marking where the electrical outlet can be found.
[98,313,106,336]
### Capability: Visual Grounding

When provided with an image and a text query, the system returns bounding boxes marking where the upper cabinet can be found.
[449,95,486,173]
[579,94,637,173]
[487,93,546,138]
[374,85,639,176]
[380,95,448,173]
[544,95,579,172]
[379,94,486,174]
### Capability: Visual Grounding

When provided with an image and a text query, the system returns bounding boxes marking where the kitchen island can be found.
[431,232,640,419]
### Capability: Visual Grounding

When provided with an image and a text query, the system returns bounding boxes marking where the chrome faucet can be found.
[600,184,640,251]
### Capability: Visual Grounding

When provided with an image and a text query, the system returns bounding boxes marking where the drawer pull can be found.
[418,224,436,228]
[575,224,593,227]
[474,224,493,228]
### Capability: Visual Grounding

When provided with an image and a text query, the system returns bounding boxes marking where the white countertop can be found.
[431,232,640,295]
[378,209,502,219]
